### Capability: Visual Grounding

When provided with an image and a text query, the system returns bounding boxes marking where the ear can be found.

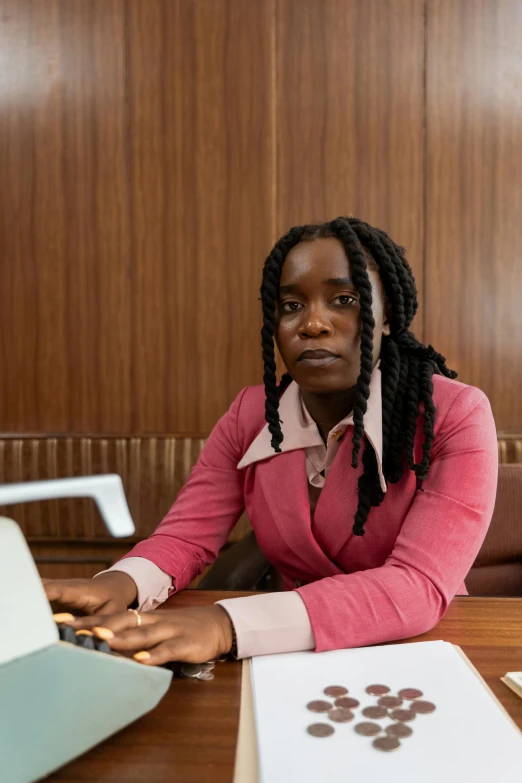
[382,318,391,337]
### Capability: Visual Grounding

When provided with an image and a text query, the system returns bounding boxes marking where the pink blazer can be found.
[123,375,498,652]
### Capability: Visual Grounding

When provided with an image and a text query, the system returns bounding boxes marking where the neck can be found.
[300,386,357,443]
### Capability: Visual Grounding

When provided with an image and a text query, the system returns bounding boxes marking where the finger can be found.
[132,639,198,667]
[69,609,157,635]
[108,622,178,652]
[44,584,92,614]
[52,612,75,623]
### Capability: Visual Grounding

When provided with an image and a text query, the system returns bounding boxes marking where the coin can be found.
[181,663,202,678]
[362,706,388,719]
[378,696,403,709]
[385,722,413,738]
[307,700,332,713]
[398,688,423,700]
[200,662,215,671]
[197,671,215,681]
[328,707,354,723]
[354,722,382,737]
[307,723,335,738]
[324,686,348,698]
[390,708,416,722]
[373,736,401,752]
[411,700,436,714]
[366,684,390,696]
[334,696,360,709]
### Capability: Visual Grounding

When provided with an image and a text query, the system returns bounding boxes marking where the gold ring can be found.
[128,608,142,627]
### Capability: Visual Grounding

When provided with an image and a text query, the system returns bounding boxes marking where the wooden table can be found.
[50,592,522,782]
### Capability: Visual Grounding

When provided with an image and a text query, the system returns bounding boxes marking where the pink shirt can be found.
[102,369,498,659]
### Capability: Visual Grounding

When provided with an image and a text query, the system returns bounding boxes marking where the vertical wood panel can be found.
[276,0,425,326]
[127,0,274,433]
[0,0,130,432]
[426,0,522,431]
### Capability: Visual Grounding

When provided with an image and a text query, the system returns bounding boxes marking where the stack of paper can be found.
[503,672,522,699]
[242,641,521,783]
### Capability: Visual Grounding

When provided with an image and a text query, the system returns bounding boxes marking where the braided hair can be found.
[260,217,457,536]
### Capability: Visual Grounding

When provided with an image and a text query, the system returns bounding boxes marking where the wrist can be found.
[212,605,235,657]
[94,570,138,608]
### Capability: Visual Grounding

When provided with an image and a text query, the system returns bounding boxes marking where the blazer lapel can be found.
[256,449,343,579]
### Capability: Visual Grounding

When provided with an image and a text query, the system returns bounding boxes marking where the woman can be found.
[45,216,498,665]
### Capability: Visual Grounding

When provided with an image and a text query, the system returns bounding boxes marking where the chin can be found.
[293,370,358,394]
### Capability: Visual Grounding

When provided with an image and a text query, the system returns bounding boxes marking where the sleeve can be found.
[115,388,249,593]
[96,558,174,612]
[216,592,315,658]
[296,386,499,652]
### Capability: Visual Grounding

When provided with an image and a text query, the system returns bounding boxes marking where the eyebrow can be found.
[279,277,354,294]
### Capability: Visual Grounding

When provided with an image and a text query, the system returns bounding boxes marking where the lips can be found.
[298,349,339,361]
[297,349,340,367]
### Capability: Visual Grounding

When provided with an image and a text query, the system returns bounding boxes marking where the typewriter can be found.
[0,475,172,783]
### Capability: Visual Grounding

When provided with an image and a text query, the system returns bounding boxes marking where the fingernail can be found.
[133,651,151,662]
[53,613,75,623]
[76,630,93,637]
[93,626,114,640]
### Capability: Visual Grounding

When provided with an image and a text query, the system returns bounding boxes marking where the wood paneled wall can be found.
[1,0,522,438]
[0,0,130,432]
[127,0,273,432]
[277,0,425,296]
[425,0,522,432]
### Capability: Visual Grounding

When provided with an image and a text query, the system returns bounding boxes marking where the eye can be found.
[281,301,303,313]
[333,294,358,306]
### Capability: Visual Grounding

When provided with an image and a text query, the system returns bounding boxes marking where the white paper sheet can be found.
[250,640,522,783]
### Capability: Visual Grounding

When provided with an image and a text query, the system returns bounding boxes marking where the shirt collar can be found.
[237,365,386,493]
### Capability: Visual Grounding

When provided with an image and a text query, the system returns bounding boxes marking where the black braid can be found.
[260,226,307,451]
[260,217,457,535]
[329,218,375,469]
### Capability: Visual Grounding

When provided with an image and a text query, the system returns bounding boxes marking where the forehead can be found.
[280,237,351,284]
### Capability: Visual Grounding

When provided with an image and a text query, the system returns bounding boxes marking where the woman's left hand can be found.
[64,605,234,665]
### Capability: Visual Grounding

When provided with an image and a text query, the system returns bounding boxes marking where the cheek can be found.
[275,319,294,349]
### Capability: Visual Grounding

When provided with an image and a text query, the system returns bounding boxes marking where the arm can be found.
[297,386,498,651]
[216,385,497,658]
[113,388,249,596]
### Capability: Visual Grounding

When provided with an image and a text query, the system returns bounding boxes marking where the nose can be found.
[298,305,333,339]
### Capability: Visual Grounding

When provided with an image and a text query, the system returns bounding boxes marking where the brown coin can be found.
[373,736,401,752]
[378,696,403,709]
[307,723,335,738]
[328,707,354,723]
[366,684,390,696]
[334,696,360,709]
[385,722,413,738]
[411,700,436,714]
[307,700,332,713]
[398,688,423,700]
[390,708,416,722]
[362,706,388,719]
[354,722,382,737]
[324,686,348,698]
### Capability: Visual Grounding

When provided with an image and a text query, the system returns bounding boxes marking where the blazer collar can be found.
[238,365,386,493]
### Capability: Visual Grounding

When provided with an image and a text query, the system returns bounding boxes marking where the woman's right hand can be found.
[42,571,138,616]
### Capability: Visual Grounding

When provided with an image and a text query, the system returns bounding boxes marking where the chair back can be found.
[466,464,522,596]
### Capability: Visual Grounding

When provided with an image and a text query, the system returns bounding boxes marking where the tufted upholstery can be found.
[465,464,522,596]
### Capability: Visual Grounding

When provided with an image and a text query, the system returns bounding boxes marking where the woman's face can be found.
[275,237,390,394]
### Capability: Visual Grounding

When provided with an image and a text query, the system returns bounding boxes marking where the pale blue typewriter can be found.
[0,475,172,783]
